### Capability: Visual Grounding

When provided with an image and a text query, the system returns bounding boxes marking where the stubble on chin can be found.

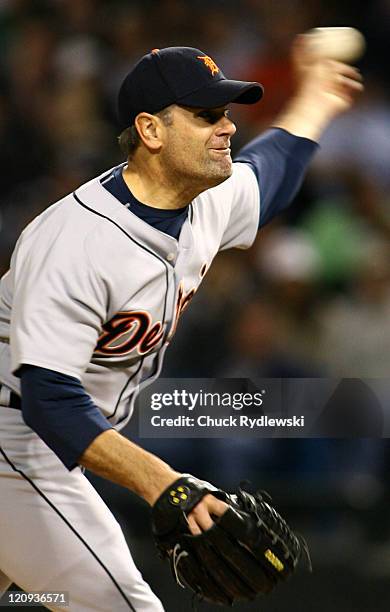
[168,149,233,193]
[206,156,233,187]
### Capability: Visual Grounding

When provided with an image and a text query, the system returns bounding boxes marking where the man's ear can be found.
[134,113,164,152]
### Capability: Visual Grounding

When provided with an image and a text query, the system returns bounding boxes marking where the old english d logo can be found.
[197,55,219,76]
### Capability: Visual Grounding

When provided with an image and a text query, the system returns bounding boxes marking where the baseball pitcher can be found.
[0,38,362,611]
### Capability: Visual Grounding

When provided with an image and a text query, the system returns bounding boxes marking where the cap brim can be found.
[176,78,263,108]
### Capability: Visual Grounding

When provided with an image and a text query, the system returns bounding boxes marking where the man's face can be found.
[160,105,237,191]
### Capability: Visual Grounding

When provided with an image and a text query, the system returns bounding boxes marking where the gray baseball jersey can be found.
[0,162,259,429]
[0,161,259,610]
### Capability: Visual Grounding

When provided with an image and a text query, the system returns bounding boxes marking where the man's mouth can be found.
[210,147,231,155]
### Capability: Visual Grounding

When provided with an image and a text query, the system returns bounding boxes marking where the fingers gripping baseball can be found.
[293,48,363,115]
[318,60,363,105]
[292,30,364,114]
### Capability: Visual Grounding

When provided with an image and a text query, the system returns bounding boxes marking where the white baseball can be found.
[304,27,366,63]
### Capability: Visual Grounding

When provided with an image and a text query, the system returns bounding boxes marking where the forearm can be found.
[79,429,180,505]
[20,365,180,505]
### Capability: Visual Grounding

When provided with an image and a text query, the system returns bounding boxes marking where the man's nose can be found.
[215,116,237,137]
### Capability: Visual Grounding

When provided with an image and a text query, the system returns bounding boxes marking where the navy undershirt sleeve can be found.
[20,365,113,470]
[234,127,319,227]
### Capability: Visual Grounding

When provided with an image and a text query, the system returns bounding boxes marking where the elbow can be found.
[21,399,44,435]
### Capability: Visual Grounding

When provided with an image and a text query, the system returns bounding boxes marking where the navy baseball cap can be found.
[117,46,263,129]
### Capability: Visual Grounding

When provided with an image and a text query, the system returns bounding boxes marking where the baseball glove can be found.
[152,475,309,607]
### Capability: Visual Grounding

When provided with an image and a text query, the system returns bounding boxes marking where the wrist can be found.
[144,470,182,506]
[273,93,335,141]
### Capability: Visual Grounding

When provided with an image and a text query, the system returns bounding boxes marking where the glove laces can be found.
[171,543,188,589]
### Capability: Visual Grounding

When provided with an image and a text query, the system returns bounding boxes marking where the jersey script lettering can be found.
[95,311,164,357]
[95,264,208,357]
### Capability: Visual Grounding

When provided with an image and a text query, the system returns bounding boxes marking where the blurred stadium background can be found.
[1,0,390,610]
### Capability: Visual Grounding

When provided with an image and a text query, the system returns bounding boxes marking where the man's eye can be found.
[197,110,229,124]
[198,111,216,123]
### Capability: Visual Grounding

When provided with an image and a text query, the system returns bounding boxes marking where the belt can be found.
[0,384,21,409]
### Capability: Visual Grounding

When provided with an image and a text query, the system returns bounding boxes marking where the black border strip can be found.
[0,446,136,611]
